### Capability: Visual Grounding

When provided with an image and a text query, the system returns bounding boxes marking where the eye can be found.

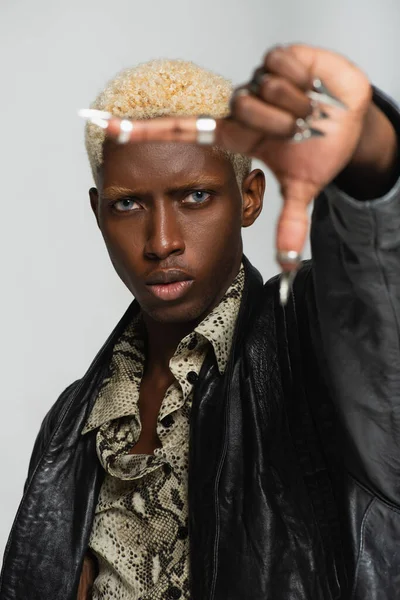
[113,198,140,212]
[183,190,211,205]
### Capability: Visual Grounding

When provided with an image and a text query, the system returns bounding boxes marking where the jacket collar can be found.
[85,255,263,383]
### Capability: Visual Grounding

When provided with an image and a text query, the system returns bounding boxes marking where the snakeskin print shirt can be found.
[82,266,244,600]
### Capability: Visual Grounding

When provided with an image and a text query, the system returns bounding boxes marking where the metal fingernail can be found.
[308,80,348,110]
[279,270,297,306]
[77,108,112,129]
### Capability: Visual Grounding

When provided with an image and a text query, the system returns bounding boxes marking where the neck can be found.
[142,256,243,375]
[142,317,196,375]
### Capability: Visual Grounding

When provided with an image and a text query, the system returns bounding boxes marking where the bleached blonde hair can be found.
[85,59,251,186]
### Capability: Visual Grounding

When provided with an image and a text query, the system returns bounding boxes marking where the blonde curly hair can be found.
[85,59,251,186]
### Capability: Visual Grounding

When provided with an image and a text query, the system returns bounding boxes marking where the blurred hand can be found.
[224,44,372,258]
[100,44,398,262]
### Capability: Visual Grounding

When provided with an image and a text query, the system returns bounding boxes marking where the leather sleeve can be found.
[309,88,400,507]
[24,380,82,493]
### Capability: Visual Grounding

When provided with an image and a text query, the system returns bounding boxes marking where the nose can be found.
[144,202,185,261]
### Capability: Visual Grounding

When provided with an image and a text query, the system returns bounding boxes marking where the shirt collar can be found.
[194,263,244,374]
[82,264,244,434]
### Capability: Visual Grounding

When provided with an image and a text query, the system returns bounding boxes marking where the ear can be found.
[89,187,100,228]
[241,169,265,227]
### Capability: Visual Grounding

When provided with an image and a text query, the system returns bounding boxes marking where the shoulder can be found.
[41,379,82,435]
[24,302,140,488]
[25,380,82,488]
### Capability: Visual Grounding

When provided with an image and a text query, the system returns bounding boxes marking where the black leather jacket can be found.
[1,90,400,600]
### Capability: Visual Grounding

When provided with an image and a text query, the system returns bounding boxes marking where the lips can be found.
[145,269,193,285]
[145,269,194,301]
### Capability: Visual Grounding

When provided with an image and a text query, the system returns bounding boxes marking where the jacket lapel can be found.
[0,302,140,599]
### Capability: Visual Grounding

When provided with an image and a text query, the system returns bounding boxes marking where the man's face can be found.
[90,141,263,324]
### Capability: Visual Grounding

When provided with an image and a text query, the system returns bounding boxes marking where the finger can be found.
[106,116,199,143]
[234,73,312,120]
[217,117,264,154]
[276,179,317,270]
[231,91,296,137]
[105,114,265,156]
[258,75,312,120]
[263,46,311,91]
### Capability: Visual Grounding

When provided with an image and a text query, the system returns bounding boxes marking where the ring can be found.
[118,119,134,144]
[291,118,312,143]
[196,117,217,145]
[276,250,302,265]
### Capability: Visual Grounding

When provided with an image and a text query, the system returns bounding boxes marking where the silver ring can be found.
[276,250,302,265]
[196,117,217,145]
[118,119,133,144]
[291,118,312,143]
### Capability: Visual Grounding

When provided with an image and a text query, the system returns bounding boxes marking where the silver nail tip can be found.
[279,270,297,306]
[312,78,338,98]
[307,83,348,111]
[279,273,290,306]
[77,108,112,120]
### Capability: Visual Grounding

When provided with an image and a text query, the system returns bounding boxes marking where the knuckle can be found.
[261,76,288,100]
[231,93,251,119]
[263,47,286,72]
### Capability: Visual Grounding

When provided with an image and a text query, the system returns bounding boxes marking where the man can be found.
[1,44,399,599]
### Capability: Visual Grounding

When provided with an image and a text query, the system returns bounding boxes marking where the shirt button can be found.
[177,525,188,540]
[186,371,198,384]
[163,463,172,476]
[161,414,174,428]
[168,586,182,599]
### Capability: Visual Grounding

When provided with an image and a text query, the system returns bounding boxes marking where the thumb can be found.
[276,179,317,270]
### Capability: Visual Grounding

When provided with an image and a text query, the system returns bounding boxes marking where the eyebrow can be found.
[101,186,136,200]
[102,178,224,200]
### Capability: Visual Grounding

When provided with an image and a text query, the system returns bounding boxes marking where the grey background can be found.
[0,0,399,556]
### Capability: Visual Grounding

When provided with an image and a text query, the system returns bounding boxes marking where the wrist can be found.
[335,102,399,200]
